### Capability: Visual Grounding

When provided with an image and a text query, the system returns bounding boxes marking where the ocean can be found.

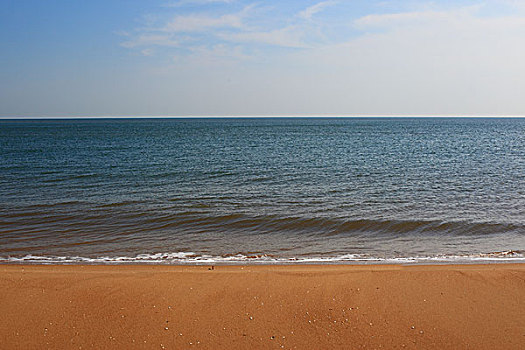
[1,117,524,264]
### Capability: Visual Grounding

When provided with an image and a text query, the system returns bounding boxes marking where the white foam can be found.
[0,251,524,265]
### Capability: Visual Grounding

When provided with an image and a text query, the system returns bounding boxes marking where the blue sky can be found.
[2,0,525,117]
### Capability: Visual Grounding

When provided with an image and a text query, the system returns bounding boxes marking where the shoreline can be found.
[2,249,524,266]
[1,263,524,349]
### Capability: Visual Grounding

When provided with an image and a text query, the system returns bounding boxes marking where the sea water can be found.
[1,118,524,264]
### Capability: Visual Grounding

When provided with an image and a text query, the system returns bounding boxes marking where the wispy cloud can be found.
[184,43,252,63]
[160,13,243,32]
[121,3,257,58]
[298,1,337,20]
[354,5,481,29]
[121,34,180,48]
[216,2,338,49]
[155,4,254,33]
[124,2,313,58]
[219,25,311,48]
[123,1,525,65]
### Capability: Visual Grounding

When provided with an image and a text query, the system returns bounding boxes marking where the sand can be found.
[0,263,524,349]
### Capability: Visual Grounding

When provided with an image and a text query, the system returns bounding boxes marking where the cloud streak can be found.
[353,5,481,29]
[122,2,331,57]
[219,25,312,48]
[121,34,180,48]
[160,13,243,32]
[298,1,337,20]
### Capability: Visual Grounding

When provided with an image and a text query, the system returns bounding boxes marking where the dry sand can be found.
[0,264,524,349]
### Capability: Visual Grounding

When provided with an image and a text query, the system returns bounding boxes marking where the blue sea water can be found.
[0,118,524,264]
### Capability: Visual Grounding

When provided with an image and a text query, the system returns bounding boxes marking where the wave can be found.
[1,210,524,237]
[1,250,523,265]
[133,213,525,237]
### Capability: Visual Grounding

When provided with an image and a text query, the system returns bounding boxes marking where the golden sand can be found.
[1,264,524,349]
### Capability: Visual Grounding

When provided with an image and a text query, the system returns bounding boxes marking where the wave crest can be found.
[1,250,523,265]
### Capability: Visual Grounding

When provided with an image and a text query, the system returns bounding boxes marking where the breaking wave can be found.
[1,250,523,265]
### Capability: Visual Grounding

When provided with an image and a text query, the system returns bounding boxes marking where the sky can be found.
[1,0,525,117]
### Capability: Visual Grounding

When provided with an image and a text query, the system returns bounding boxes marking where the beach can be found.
[1,263,524,349]
[3,0,525,347]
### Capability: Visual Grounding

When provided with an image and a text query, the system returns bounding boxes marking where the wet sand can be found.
[1,264,524,349]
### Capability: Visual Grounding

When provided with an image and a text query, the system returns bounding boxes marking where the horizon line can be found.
[2,114,525,119]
